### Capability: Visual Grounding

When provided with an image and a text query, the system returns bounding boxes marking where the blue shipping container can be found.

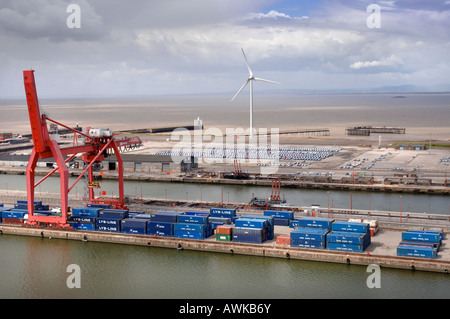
[174,230,209,240]
[327,231,367,245]
[331,221,369,233]
[327,242,365,252]
[70,223,96,231]
[147,221,174,232]
[397,245,437,258]
[147,228,174,237]
[402,231,441,243]
[98,209,129,219]
[121,226,146,235]
[232,227,265,244]
[291,227,329,242]
[72,207,101,217]
[298,217,334,229]
[68,216,96,223]
[264,210,294,219]
[151,212,181,223]
[121,218,148,229]
[290,239,326,249]
[97,225,121,233]
[210,208,236,221]
[2,210,27,219]
[177,214,209,224]
[235,218,267,229]
[174,223,208,232]
[96,218,121,227]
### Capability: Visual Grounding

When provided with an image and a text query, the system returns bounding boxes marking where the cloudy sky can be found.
[1,0,450,98]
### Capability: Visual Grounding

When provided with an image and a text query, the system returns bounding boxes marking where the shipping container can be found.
[210,208,237,221]
[327,231,370,245]
[216,234,231,241]
[235,218,267,229]
[174,222,208,233]
[397,245,437,258]
[216,225,234,235]
[327,242,365,252]
[289,219,301,228]
[96,218,121,227]
[97,225,121,233]
[121,226,146,235]
[401,231,441,243]
[147,228,174,237]
[70,223,96,231]
[68,216,97,223]
[174,230,208,240]
[291,227,329,242]
[405,230,443,241]
[298,217,334,229]
[151,212,181,223]
[290,239,326,249]
[121,218,148,229]
[98,209,129,220]
[332,221,370,234]
[2,218,25,224]
[232,227,265,244]
[276,235,291,245]
[71,207,101,217]
[177,214,209,224]
[147,221,174,232]
[263,210,294,220]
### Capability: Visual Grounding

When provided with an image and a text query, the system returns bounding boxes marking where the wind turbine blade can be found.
[231,78,250,101]
[241,48,253,76]
[254,78,281,85]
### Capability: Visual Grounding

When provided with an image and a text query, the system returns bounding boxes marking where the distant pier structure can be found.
[346,126,406,136]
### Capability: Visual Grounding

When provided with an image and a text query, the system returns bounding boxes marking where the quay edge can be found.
[1,224,449,274]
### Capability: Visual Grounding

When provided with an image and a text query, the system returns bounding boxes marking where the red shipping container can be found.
[276,235,291,245]
[2,218,25,224]
[216,225,234,235]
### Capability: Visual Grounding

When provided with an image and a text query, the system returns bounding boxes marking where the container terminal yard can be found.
[0,70,449,275]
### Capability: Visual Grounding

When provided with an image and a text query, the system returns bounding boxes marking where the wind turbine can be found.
[231,48,280,138]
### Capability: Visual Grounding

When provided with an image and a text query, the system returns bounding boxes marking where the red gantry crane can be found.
[23,70,126,229]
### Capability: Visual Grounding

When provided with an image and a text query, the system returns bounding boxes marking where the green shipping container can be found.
[216,234,231,241]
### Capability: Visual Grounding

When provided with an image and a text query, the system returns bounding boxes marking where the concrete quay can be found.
[1,223,449,274]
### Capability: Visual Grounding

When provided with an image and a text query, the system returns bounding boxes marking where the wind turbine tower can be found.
[231,48,280,138]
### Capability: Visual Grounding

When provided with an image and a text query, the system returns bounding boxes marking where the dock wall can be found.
[1,225,449,274]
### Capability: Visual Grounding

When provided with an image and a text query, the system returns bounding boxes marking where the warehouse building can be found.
[0,154,76,168]
[394,144,428,151]
[98,154,197,173]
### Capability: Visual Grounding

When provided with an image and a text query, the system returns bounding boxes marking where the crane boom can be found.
[23,70,126,229]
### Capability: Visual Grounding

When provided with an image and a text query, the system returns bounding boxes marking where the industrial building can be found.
[394,144,428,151]
[0,154,76,168]
[97,154,197,173]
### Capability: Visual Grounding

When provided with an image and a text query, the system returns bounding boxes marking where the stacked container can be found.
[326,221,371,252]
[290,217,333,249]
[69,206,102,230]
[1,209,28,224]
[240,215,274,240]
[121,218,148,235]
[263,210,294,226]
[96,209,129,233]
[232,217,269,244]
[216,225,233,241]
[397,230,443,259]
[147,211,181,237]
[174,212,213,240]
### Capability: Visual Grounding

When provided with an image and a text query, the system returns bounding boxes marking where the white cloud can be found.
[350,55,404,70]
[244,10,308,21]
